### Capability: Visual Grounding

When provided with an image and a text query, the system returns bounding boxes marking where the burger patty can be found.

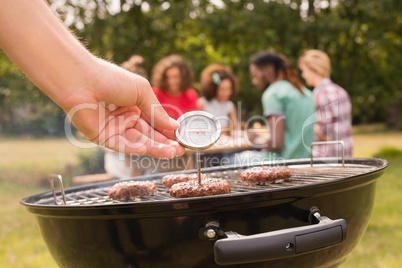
[169,178,231,198]
[162,173,207,188]
[108,181,157,201]
[241,166,291,184]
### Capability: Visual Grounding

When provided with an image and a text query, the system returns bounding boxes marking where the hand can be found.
[62,59,185,158]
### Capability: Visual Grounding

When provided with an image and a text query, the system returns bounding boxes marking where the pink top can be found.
[153,87,198,120]
[313,78,353,157]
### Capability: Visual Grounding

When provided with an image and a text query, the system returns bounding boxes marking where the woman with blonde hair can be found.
[298,49,353,157]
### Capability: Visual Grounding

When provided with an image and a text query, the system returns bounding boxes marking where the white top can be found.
[200,97,234,128]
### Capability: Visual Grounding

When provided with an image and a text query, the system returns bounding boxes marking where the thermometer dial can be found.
[175,111,222,150]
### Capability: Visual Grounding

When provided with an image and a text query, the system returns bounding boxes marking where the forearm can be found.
[266,115,284,151]
[314,123,330,141]
[266,138,282,152]
[229,107,239,131]
[0,0,97,109]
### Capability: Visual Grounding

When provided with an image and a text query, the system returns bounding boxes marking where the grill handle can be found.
[214,213,347,265]
[310,141,345,167]
[48,174,66,205]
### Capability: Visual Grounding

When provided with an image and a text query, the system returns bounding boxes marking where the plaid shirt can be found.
[313,78,353,157]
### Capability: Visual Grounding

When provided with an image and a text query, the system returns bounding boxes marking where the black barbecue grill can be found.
[21,157,388,268]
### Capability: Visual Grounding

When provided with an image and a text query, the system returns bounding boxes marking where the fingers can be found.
[105,129,185,159]
[101,115,185,159]
[126,118,185,158]
[125,128,185,159]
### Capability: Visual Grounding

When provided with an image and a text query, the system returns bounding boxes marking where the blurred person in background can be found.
[120,55,148,78]
[198,63,240,135]
[197,63,242,166]
[298,49,353,157]
[249,51,315,160]
[151,54,198,120]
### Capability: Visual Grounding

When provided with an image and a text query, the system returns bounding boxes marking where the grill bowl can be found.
[21,158,388,268]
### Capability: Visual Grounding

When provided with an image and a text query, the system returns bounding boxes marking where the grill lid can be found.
[21,158,387,208]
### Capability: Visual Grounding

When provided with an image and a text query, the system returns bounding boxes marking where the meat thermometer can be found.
[175,111,222,184]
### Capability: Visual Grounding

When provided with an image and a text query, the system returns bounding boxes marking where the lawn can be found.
[0,125,401,267]
[352,124,402,158]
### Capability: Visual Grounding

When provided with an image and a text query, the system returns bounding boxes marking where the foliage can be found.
[1,104,67,137]
[74,147,106,175]
[299,0,402,125]
[0,52,66,136]
[1,0,402,136]
[373,146,402,158]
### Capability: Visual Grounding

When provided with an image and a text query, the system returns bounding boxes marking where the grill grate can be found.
[39,163,377,206]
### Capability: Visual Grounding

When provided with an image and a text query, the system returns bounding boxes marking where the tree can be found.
[56,0,402,126]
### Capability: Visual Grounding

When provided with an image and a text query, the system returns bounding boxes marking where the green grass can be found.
[0,138,97,186]
[0,126,401,267]
[352,124,402,158]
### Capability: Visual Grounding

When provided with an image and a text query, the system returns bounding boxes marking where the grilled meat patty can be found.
[241,166,291,184]
[108,181,157,201]
[169,178,231,198]
[162,173,207,188]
